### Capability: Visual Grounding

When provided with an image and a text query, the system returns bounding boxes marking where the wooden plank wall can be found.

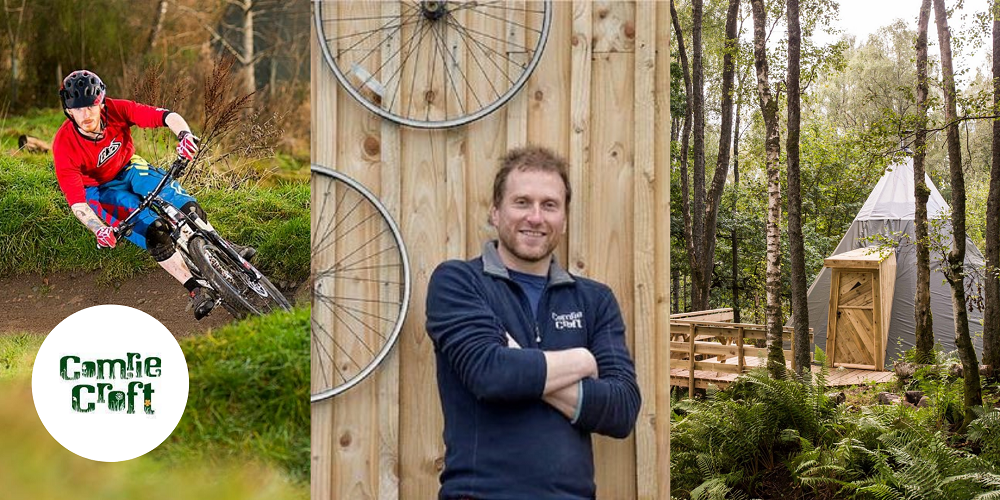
[311,2,670,498]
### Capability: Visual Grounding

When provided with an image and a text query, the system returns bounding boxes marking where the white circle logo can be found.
[31,305,189,462]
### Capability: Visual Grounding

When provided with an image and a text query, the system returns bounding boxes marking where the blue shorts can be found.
[84,156,196,250]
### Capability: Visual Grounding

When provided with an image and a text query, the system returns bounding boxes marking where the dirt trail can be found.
[0,271,248,337]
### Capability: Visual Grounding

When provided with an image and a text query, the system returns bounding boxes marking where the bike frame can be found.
[113,157,262,282]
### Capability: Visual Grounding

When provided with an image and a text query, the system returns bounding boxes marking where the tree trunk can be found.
[751,0,786,379]
[934,0,982,429]
[983,0,1000,382]
[672,267,680,314]
[146,0,168,52]
[697,0,741,313]
[242,0,256,95]
[786,0,809,377]
[671,2,694,285]
[732,71,743,324]
[914,0,935,365]
[4,0,27,103]
[690,0,708,310]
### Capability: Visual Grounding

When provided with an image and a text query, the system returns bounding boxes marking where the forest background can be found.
[0,0,310,163]
[669,0,995,322]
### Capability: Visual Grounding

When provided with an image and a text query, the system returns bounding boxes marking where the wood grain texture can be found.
[569,1,592,279]
[528,2,572,266]
[591,47,636,500]
[398,129,447,500]
[592,1,636,53]
[655,2,672,496]
[378,3,402,496]
[312,2,669,497]
[311,13,335,500]
[632,1,657,498]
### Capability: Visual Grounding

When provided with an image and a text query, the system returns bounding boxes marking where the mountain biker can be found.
[52,69,253,320]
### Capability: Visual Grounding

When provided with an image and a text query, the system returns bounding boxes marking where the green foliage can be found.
[671,350,1000,499]
[0,135,309,284]
[0,334,44,381]
[671,368,841,498]
[968,407,1000,466]
[155,307,310,483]
[0,380,306,500]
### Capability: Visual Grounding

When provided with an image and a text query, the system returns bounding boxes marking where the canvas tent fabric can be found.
[804,158,985,368]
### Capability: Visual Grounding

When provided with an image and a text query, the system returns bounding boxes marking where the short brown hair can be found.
[491,145,572,208]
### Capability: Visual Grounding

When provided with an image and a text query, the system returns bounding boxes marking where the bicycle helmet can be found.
[59,70,106,109]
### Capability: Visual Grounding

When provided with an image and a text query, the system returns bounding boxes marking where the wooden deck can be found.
[669,355,896,390]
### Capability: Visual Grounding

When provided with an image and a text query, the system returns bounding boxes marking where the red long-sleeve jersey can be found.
[53,98,171,205]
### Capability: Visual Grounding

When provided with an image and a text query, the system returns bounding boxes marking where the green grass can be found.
[0,306,309,491]
[0,380,306,500]
[0,107,65,151]
[154,306,310,483]
[0,151,309,284]
[0,334,44,381]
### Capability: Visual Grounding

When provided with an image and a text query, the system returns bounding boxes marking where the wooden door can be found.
[830,270,876,366]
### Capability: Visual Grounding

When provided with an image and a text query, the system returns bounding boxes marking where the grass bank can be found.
[0,153,309,284]
[0,306,309,489]
[0,378,306,500]
[153,306,310,483]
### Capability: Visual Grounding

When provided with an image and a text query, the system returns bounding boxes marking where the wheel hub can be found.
[420,1,448,21]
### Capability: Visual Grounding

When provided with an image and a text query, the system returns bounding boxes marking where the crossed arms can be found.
[426,261,641,438]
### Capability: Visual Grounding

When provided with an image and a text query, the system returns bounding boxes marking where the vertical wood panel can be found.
[591,49,636,500]
[398,130,447,500]
[377,3,402,497]
[568,2,592,278]
[528,2,572,266]
[593,1,636,53]
[656,2,673,497]
[632,2,657,498]
[506,1,529,148]
[310,11,334,500]
[332,67,384,500]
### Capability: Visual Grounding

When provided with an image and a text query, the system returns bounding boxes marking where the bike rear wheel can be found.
[188,236,291,319]
[311,165,411,402]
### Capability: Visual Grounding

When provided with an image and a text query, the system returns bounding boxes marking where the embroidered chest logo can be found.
[97,139,122,167]
[552,311,583,330]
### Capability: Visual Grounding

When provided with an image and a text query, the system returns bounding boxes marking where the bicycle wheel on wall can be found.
[314,1,552,129]
[311,165,411,402]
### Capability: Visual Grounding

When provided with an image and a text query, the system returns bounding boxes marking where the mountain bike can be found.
[311,165,411,402]
[114,157,291,319]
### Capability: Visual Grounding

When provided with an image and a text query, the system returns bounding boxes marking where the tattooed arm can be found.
[71,203,107,234]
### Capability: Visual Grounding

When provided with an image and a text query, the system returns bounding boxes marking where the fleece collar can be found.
[481,240,575,286]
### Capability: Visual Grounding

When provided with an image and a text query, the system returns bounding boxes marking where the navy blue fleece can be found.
[425,242,641,500]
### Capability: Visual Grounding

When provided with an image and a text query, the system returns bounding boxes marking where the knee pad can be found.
[181,201,207,221]
[146,218,175,262]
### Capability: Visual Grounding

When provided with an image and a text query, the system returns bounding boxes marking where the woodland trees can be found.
[0,0,308,116]
[672,0,1000,398]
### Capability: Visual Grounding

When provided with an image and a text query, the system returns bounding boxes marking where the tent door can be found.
[827,269,883,370]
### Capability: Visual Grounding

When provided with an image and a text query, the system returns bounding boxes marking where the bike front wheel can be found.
[188,236,291,319]
[311,165,411,402]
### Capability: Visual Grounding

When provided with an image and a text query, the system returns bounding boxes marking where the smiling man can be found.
[425,146,641,500]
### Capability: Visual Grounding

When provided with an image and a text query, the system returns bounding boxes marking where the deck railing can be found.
[668,316,812,394]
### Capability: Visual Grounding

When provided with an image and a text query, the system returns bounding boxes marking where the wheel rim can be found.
[314,1,552,129]
[310,165,411,402]
[204,245,283,316]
